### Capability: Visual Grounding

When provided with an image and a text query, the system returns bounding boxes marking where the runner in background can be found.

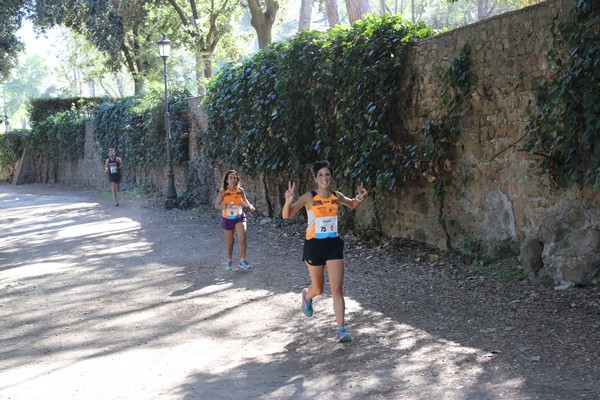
[104,148,123,206]
[282,160,368,343]
[214,170,256,271]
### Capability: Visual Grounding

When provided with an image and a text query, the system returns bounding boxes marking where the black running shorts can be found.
[302,236,344,266]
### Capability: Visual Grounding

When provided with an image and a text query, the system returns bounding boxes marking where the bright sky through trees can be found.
[1,0,542,132]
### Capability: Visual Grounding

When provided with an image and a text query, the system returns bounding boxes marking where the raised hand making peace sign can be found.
[285,180,295,202]
[356,182,368,202]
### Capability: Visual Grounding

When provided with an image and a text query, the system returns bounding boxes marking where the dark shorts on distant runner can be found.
[220,214,247,230]
[108,174,121,184]
[302,236,344,266]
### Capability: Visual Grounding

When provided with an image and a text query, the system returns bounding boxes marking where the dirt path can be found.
[1,184,599,400]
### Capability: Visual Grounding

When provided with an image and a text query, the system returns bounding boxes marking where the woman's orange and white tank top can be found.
[306,191,339,240]
[222,188,244,219]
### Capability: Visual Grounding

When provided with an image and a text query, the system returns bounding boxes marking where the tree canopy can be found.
[0,0,27,80]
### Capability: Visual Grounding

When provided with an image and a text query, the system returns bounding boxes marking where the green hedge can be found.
[203,14,436,189]
[22,91,191,170]
[94,90,191,167]
[28,97,103,126]
[0,129,28,168]
[30,109,87,162]
[27,97,103,164]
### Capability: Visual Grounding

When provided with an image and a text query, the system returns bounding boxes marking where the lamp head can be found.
[158,34,172,58]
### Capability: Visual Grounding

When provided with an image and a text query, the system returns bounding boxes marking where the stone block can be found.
[13,146,36,185]
[521,238,544,275]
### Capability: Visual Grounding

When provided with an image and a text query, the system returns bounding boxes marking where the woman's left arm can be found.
[338,182,368,210]
[240,188,256,212]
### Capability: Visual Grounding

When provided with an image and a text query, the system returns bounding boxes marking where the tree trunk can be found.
[379,0,386,15]
[166,0,236,94]
[325,0,341,27]
[477,0,496,20]
[133,75,144,95]
[345,0,371,24]
[248,0,279,49]
[202,53,212,80]
[299,0,314,32]
[121,41,145,94]
[192,51,206,96]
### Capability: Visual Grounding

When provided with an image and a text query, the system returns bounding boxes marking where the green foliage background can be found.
[93,89,192,169]
[0,91,192,182]
[28,98,100,126]
[0,130,28,171]
[203,15,439,190]
[30,108,88,162]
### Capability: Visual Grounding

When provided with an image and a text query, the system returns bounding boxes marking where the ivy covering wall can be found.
[27,98,99,165]
[0,91,193,181]
[525,0,600,188]
[93,90,192,169]
[202,15,439,190]
[0,130,27,172]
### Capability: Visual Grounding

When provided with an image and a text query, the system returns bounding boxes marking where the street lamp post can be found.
[158,33,177,201]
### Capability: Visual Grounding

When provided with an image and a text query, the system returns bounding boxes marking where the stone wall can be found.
[396,0,600,277]
[215,0,599,285]
[242,0,597,243]
[12,146,35,184]
[11,0,598,285]
[30,120,187,195]
[389,0,574,253]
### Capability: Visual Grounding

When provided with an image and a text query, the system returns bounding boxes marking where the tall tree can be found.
[379,0,386,15]
[0,0,27,80]
[345,0,371,23]
[325,0,341,27]
[53,28,130,97]
[299,0,314,31]
[5,54,48,128]
[247,0,279,49]
[476,0,497,20]
[30,0,157,94]
[163,0,241,90]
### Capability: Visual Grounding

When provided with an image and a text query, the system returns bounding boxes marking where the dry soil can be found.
[1,183,599,400]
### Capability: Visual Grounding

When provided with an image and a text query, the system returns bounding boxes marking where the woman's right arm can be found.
[282,181,308,219]
[214,189,225,210]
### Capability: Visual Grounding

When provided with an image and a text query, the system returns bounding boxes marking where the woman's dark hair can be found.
[312,160,334,177]
[222,170,240,190]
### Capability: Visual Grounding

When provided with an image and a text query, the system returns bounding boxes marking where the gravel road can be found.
[1,183,599,400]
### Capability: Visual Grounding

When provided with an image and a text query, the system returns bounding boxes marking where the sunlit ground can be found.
[0,186,564,399]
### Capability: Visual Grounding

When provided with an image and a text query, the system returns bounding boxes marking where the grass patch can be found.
[191,205,214,218]
[101,184,148,201]
[469,258,527,280]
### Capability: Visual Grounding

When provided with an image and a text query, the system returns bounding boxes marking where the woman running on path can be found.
[282,160,368,343]
[214,170,255,271]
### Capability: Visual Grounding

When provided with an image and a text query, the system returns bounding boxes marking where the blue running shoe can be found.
[336,326,352,343]
[238,260,252,271]
[301,288,313,317]
[225,260,233,271]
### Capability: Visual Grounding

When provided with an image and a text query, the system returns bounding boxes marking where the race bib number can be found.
[109,165,118,174]
[314,216,338,238]
[226,205,243,219]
